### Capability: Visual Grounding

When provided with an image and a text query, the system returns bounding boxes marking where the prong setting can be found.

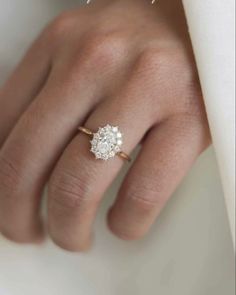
[90,124,123,160]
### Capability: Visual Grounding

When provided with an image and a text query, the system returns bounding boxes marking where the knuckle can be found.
[136,48,171,78]
[64,32,127,78]
[82,33,127,68]
[124,182,161,212]
[48,11,75,39]
[49,170,94,210]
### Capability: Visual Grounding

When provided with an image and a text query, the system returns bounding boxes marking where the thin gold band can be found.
[78,126,93,137]
[78,126,131,162]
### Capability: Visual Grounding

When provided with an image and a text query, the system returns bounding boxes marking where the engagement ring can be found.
[78,124,131,162]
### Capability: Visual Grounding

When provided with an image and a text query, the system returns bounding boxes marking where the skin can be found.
[0,0,211,251]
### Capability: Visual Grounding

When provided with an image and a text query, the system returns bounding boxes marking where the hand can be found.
[0,0,210,251]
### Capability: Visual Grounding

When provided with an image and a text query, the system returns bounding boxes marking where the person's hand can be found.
[0,0,210,251]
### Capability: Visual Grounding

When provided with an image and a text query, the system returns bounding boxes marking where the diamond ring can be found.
[78,124,131,162]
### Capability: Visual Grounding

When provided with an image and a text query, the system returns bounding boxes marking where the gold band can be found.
[78,126,131,162]
[117,151,131,162]
[78,126,93,137]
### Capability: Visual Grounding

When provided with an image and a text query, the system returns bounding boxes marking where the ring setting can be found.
[90,125,123,160]
[78,124,130,162]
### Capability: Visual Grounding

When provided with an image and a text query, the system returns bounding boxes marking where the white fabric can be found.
[0,1,235,295]
[182,0,235,246]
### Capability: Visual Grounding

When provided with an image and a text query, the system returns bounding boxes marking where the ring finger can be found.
[48,74,158,251]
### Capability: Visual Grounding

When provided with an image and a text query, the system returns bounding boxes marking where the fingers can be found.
[47,80,156,251]
[0,33,52,145]
[108,115,210,240]
[0,30,132,245]
[0,58,103,243]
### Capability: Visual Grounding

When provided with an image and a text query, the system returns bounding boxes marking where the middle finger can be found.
[0,53,104,243]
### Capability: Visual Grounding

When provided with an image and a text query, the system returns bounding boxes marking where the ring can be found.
[78,124,131,162]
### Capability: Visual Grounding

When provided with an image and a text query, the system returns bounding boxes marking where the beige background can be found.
[183,0,235,244]
[0,1,235,295]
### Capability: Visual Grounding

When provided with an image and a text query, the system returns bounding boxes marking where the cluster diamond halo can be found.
[90,124,123,160]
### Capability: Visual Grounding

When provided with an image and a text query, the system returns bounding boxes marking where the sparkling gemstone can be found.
[90,124,123,160]
[97,141,110,154]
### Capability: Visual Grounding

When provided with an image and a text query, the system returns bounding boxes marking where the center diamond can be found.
[90,124,123,160]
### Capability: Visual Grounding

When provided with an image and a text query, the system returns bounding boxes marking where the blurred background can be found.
[0,1,235,294]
